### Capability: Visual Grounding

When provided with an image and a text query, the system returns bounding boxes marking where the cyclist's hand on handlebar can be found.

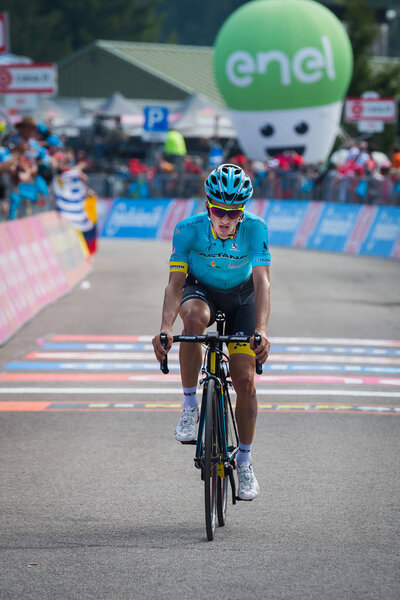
[250,331,271,364]
[152,330,173,362]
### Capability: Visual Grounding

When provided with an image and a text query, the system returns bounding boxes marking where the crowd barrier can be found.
[0,211,92,345]
[90,170,400,205]
[99,198,400,260]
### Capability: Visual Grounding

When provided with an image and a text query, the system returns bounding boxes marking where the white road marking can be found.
[0,387,400,397]
[27,351,400,365]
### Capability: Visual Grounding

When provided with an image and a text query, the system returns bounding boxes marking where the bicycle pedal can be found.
[180,439,197,445]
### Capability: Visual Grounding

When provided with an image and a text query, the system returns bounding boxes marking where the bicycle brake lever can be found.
[160,332,169,374]
[254,333,263,375]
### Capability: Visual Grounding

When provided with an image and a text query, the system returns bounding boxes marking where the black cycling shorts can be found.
[181,274,256,340]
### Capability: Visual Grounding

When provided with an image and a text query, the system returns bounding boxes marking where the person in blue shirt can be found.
[153,164,271,500]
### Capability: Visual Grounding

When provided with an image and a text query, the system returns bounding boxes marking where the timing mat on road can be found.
[0,334,399,413]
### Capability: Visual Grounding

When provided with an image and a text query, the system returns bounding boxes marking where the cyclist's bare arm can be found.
[152,270,186,362]
[250,265,271,363]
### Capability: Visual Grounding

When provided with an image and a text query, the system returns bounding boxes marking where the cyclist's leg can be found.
[179,281,215,387]
[175,283,215,442]
[179,298,210,386]
[225,295,257,445]
[229,353,257,445]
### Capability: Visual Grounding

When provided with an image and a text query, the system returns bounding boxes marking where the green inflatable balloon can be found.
[214,0,353,163]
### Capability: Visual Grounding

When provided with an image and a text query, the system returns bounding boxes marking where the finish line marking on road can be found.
[2,335,399,415]
[1,387,400,398]
[1,374,399,386]
[25,352,400,366]
[38,342,400,356]
[5,361,400,375]
[0,401,398,414]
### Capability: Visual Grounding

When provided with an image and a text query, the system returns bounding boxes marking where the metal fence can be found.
[2,169,399,223]
[94,169,400,206]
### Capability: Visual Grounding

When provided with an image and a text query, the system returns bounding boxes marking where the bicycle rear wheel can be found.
[204,379,218,541]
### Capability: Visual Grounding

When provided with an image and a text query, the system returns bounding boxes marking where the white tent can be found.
[96,92,141,117]
[171,93,236,138]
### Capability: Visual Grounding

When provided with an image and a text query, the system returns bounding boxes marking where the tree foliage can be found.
[345,0,377,96]
[2,0,162,62]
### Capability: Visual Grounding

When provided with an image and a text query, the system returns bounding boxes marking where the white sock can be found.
[182,386,198,409]
[237,442,252,465]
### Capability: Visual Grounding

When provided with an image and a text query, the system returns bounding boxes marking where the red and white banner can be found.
[345,98,397,123]
[0,63,57,95]
[0,13,9,54]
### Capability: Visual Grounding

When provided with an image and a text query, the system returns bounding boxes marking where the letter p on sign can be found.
[144,106,169,133]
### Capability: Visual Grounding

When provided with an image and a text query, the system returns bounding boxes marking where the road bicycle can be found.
[160,311,262,541]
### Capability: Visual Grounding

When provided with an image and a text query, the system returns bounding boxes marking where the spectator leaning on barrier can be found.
[6,116,53,219]
[0,128,20,219]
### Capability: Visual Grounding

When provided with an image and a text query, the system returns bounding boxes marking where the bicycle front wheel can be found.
[217,390,229,527]
[204,379,218,541]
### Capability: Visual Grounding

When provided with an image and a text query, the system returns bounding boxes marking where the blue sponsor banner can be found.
[98,198,400,260]
[101,198,171,238]
[359,208,400,258]
[263,201,311,246]
[306,203,362,252]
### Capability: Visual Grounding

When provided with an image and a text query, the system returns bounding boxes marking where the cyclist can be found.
[152,163,271,500]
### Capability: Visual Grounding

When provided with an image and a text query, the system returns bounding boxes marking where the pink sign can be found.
[6,219,49,310]
[0,222,37,343]
[0,212,91,345]
[34,213,69,298]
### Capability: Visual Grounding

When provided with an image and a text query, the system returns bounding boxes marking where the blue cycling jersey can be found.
[169,211,271,290]
[0,146,11,162]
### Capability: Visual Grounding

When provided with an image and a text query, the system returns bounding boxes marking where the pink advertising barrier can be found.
[0,212,91,345]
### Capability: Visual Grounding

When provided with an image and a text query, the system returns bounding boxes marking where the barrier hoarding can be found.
[99,198,400,261]
[0,212,91,345]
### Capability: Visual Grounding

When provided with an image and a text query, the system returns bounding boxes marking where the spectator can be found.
[355,141,370,168]
[391,145,400,169]
[345,138,360,162]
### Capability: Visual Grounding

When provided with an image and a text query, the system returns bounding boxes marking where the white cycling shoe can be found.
[237,463,260,500]
[175,406,199,442]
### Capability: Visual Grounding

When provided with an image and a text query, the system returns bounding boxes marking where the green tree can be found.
[159,0,247,46]
[3,0,163,62]
[345,0,378,96]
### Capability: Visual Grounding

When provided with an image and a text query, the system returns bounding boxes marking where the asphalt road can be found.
[0,239,399,600]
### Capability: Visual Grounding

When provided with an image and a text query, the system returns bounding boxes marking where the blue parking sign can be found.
[143,106,169,133]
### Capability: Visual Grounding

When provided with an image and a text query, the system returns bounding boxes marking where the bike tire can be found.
[204,379,218,541]
[217,391,229,527]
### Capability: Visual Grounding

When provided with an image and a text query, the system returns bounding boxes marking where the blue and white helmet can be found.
[204,163,253,205]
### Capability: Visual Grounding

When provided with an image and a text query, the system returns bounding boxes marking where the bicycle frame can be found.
[160,315,262,494]
[194,317,239,484]
[160,320,262,538]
